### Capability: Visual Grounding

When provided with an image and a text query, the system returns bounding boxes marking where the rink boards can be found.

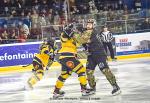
[0,54,150,73]
[0,32,150,73]
[1,57,150,103]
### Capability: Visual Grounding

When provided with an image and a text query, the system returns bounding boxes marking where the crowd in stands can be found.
[0,0,150,44]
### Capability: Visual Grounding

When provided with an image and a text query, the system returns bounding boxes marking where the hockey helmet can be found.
[63,23,76,37]
[43,38,54,48]
[87,19,96,27]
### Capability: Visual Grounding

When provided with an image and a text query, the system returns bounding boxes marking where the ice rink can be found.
[0,58,150,103]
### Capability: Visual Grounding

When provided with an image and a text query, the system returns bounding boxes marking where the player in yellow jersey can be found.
[53,23,92,98]
[26,39,55,89]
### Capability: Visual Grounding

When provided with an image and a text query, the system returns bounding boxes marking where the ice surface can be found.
[0,58,150,103]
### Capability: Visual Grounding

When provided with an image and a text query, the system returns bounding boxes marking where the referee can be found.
[100,26,117,61]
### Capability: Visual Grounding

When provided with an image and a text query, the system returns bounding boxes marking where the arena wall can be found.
[0,32,150,73]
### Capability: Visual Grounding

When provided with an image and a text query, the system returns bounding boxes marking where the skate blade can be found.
[112,90,121,96]
[89,91,96,95]
[82,92,95,96]
[53,94,64,99]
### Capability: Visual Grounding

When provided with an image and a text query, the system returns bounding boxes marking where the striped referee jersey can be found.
[100,31,114,42]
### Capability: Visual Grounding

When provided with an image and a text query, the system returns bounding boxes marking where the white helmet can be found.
[87,19,96,27]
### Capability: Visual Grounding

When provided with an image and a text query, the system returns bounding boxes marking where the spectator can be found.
[20,10,25,17]
[94,0,102,10]
[18,23,30,35]
[30,28,39,39]
[39,14,47,26]
[46,9,53,24]
[70,6,79,15]
[26,10,31,19]
[78,4,89,14]
[52,0,64,15]
[134,0,142,12]
[53,13,60,25]
[40,0,48,10]
[0,0,149,43]
[107,8,116,21]
[1,30,9,44]
[99,2,104,11]
[10,9,17,17]
[14,0,25,14]
[75,0,89,14]
[18,27,27,42]
[118,0,124,10]
[0,37,2,44]
[9,29,18,43]
[18,34,27,42]
[107,3,113,10]
[3,0,11,15]
[123,5,129,20]
[31,0,40,10]
[102,6,108,18]
[22,23,30,36]
[59,12,66,25]
[13,0,24,9]
[89,1,98,14]
[135,19,142,31]
[31,9,39,28]
[141,18,150,31]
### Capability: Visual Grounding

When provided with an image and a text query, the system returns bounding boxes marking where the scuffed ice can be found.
[0,58,150,103]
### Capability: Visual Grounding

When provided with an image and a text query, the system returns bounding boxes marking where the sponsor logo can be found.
[116,38,132,49]
[0,52,37,61]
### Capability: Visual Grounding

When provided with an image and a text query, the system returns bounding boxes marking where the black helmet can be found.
[43,38,54,47]
[102,25,108,28]
[63,23,76,37]
[47,39,54,48]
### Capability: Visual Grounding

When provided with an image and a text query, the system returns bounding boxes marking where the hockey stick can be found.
[22,64,32,67]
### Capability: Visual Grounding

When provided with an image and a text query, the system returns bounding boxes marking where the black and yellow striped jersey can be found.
[33,43,53,67]
[58,32,77,54]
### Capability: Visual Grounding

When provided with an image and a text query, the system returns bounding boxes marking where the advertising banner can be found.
[1,32,150,67]
[115,32,150,55]
[0,42,41,67]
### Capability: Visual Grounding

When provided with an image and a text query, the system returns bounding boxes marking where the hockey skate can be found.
[87,81,97,95]
[53,90,65,99]
[112,85,121,96]
[87,87,96,95]
[81,88,95,96]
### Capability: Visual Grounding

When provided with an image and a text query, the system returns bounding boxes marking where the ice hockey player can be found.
[26,39,55,89]
[80,19,121,96]
[53,23,93,98]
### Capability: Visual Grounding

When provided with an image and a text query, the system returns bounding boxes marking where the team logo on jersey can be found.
[98,62,105,68]
[66,61,75,69]
[34,65,39,70]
